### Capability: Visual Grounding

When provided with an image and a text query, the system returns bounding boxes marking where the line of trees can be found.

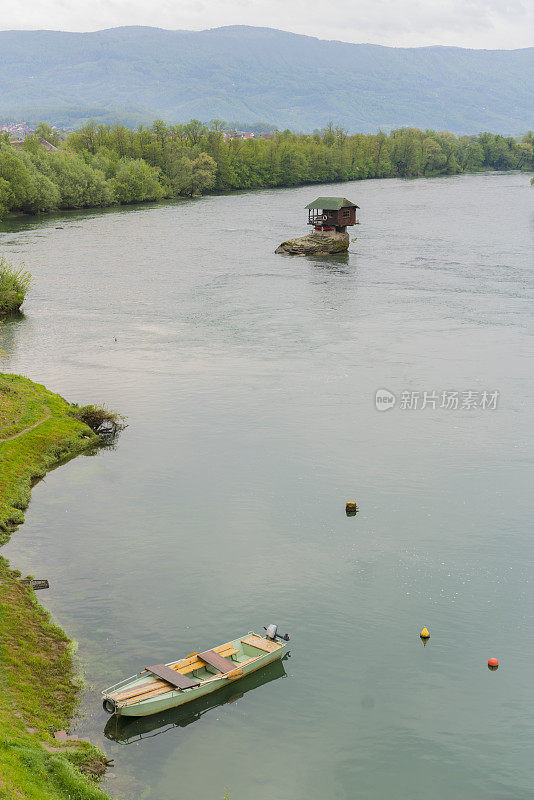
[1,120,533,216]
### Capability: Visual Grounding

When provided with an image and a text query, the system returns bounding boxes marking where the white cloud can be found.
[1,0,533,48]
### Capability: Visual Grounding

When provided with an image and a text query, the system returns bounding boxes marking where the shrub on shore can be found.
[70,403,125,434]
[112,158,166,203]
[0,257,32,314]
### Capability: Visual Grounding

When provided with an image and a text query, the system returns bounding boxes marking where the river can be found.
[1,172,533,800]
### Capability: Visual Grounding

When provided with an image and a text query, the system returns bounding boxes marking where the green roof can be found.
[305,196,359,210]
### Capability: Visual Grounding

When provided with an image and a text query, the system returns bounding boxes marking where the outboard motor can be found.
[264,624,290,642]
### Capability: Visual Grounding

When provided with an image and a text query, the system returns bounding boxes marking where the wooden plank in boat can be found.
[241,634,280,653]
[112,644,239,703]
[199,649,237,674]
[141,644,237,675]
[147,664,200,689]
[175,647,237,675]
[121,657,259,706]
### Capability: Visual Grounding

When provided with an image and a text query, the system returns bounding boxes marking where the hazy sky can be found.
[1,0,533,49]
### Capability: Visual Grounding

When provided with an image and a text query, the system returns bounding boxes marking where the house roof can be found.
[37,137,58,152]
[305,196,359,210]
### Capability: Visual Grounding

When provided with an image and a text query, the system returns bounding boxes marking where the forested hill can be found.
[0,25,533,133]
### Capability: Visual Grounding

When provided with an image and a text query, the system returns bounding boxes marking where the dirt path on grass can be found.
[0,412,51,442]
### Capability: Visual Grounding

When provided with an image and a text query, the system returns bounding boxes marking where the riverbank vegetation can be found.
[71,403,125,433]
[0,121,533,216]
[0,257,32,314]
[0,373,113,799]
[0,561,111,800]
[0,373,101,540]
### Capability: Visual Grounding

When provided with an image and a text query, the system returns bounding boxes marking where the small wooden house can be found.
[305,197,359,232]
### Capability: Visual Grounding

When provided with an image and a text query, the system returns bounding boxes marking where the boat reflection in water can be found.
[104,657,288,745]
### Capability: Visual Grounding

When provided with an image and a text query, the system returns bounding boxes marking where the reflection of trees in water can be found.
[104,657,288,745]
[0,311,27,366]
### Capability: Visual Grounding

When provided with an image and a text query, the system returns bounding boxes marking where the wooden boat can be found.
[104,659,287,744]
[102,629,289,717]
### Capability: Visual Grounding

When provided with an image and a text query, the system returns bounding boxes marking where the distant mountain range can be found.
[0,25,533,133]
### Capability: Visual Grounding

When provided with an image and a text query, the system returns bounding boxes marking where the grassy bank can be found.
[0,373,113,799]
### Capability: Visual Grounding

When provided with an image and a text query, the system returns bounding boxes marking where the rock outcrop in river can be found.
[275,230,349,255]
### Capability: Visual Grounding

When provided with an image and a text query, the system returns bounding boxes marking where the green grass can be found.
[0,560,112,799]
[0,373,100,539]
[0,373,115,799]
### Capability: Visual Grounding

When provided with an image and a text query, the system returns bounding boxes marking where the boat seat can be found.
[177,647,238,675]
[199,649,238,674]
[146,664,200,690]
[241,634,280,653]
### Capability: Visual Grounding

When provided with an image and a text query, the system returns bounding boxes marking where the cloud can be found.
[1,0,533,48]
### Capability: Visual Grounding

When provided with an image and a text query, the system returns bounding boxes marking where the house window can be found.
[342,209,350,218]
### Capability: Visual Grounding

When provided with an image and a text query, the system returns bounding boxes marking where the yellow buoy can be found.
[420,626,430,639]
[346,500,358,514]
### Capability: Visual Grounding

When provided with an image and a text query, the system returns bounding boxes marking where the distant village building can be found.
[8,137,58,152]
[1,121,34,139]
[2,121,64,149]
[36,137,58,152]
[305,197,359,233]
[221,130,272,141]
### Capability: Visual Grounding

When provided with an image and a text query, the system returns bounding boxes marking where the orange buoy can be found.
[488,657,499,670]
[346,500,358,515]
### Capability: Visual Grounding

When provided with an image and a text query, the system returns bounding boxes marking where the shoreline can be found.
[0,372,113,799]
[1,167,531,225]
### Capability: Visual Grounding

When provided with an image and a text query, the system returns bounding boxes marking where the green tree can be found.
[278,145,308,185]
[112,159,165,204]
[461,138,484,171]
[150,119,170,162]
[171,153,217,196]
[0,177,12,217]
[389,129,422,177]
[34,122,61,147]
[67,121,101,155]
[516,141,533,169]
[47,151,113,208]
[181,120,207,147]
[0,146,61,213]
[422,137,446,174]
[0,147,35,212]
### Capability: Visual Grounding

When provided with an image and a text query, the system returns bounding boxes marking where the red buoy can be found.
[488,657,499,670]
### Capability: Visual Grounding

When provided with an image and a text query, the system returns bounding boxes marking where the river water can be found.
[1,172,533,800]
